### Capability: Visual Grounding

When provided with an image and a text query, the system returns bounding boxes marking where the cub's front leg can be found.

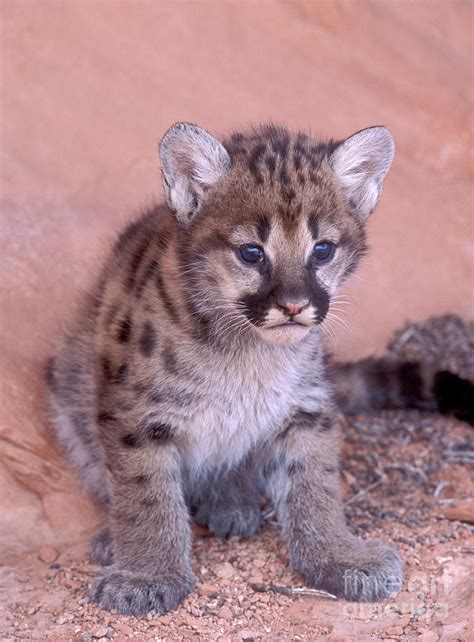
[91,418,195,615]
[266,409,403,602]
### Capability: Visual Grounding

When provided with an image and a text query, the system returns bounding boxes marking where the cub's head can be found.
[160,122,394,346]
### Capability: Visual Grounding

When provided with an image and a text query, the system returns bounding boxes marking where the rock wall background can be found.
[1,0,472,556]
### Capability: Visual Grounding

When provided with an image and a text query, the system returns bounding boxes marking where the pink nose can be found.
[277,298,310,316]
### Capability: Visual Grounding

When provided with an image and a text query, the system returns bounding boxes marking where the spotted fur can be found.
[48,122,403,615]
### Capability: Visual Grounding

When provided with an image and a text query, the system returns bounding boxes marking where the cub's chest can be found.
[181,352,309,469]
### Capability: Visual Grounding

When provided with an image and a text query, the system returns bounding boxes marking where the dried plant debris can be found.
[387,314,474,381]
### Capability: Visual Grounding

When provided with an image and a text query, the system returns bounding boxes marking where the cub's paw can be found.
[194,500,262,538]
[90,527,114,566]
[300,538,403,602]
[90,568,195,615]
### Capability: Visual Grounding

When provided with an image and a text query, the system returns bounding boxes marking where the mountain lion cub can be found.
[48,122,404,615]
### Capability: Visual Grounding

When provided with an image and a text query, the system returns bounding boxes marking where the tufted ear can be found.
[159,122,231,224]
[330,126,395,220]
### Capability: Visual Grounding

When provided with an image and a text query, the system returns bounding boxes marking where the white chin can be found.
[257,323,312,345]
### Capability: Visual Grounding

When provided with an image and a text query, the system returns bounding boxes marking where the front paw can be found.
[90,568,195,615]
[298,538,403,602]
[193,501,261,538]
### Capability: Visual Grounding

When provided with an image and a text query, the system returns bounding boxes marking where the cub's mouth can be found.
[267,320,310,328]
[256,319,313,345]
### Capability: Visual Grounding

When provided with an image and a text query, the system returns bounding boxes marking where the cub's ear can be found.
[159,122,231,224]
[330,126,395,220]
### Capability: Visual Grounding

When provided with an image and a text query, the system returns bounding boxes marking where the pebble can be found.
[218,606,233,621]
[38,547,58,565]
[385,625,404,636]
[417,631,439,642]
[198,583,220,597]
[215,562,235,579]
[92,627,109,638]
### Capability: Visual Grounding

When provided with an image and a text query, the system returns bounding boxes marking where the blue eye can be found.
[313,242,335,263]
[239,244,264,264]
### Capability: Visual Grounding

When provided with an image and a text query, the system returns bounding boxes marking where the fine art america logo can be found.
[342,570,449,620]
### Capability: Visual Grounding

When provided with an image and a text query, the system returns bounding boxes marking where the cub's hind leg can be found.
[47,334,109,505]
[190,463,262,538]
[90,527,114,566]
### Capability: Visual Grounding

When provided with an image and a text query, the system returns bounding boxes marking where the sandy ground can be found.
[2,409,472,641]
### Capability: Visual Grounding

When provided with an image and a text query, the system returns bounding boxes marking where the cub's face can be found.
[179,184,366,346]
[161,123,394,346]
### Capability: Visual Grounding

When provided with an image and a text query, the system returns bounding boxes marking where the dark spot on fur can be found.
[104,302,120,331]
[117,314,132,343]
[293,152,302,171]
[248,143,266,184]
[292,409,321,428]
[115,363,128,384]
[265,154,276,176]
[121,433,141,448]
[318,415,334,432]
[98,411,117,423]
[101,356,113,381]
[241,276,273,325]
[288,460,304,476]
[132,474,149,484]
[146,422,174,443]
[139,321,157,357]
[193,231,232,256]
[262,457,283,479]
[256,216,270,244]
[135,259,158,298]
[230,132,244,144]
[279,163,290,187]
[323,464,338,474]
[308,214,319,239]
[156,272,179,322]
[270,130,290,158]
[132,383,148,397]
[148,390,164,404]
[126,237,152,290]
[115,218,144,252]
[162,343,179,375]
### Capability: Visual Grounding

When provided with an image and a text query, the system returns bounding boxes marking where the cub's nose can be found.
[276,298,310,316]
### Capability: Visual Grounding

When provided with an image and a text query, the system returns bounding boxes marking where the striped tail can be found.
[331,357,474,426]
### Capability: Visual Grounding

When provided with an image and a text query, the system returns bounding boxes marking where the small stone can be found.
[417,631,439,642]
[385,626,404,636]
[159,615,173,625]
[198,583,220,597]
[218,605,233,621]
[215,562,235,579]
[38,547,58,565]
[92,627,109,639]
